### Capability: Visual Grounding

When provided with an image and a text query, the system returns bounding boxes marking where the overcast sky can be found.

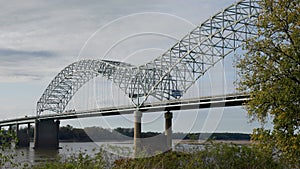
[0,0,270,133]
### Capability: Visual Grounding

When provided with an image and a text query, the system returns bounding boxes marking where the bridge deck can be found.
[0,93,249,126]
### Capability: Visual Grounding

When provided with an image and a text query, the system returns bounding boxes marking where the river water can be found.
[13,140,199,167]
[15,141,134,166]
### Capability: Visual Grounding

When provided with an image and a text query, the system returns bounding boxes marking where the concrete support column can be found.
[165,111,173,150]
[16,123,19,136]
[16,124,30,147]
[8,125,13,143]
[134,110,142,157]
[27,123,31,137]
[56,120,60,148]
[34,119,60,149]
[8,125,12,133]
[34,120,39,148]
[16,123,30,147]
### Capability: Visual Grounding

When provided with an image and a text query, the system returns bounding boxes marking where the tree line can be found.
[18,125,250,142]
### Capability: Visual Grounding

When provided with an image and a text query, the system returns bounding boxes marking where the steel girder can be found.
[37,60,133,114]
[37,0,261,115]
[139,0,261,105]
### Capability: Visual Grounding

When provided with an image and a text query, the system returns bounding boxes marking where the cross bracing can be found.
[37,0,261,115]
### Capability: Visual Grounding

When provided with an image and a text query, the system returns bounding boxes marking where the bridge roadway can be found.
[0,93,249,127]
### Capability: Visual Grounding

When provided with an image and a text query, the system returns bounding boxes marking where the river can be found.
[13,140,248,167]
[15,141,134,166]
[13,140,206,166]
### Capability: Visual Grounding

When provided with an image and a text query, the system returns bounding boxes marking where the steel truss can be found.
[37,0,261,115]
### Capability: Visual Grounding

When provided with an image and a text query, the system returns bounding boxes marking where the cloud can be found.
[0,48,70,83]
[0,48,56,59]
[0,0,236,83]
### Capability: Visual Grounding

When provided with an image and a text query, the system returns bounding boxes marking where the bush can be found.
[113,143,285,169]
[30,150,107,169]
[0,129,19,168]
[28,143,286,169]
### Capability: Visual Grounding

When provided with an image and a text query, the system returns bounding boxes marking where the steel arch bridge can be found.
[37,0,261,115]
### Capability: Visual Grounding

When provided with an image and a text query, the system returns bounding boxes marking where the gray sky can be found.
[0,0,268,133]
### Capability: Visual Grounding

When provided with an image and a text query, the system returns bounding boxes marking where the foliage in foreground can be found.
[0,139,286,169]
[30,150,108,169]
[0,129,19,168]
[113,144,284,169]
[237,0,300,167]
[28,143,285,169]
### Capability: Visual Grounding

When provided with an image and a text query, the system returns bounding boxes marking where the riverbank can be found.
[21,125,251,142]
[58,139,251,145]
[26,141,283,169]
[174,139,251,145]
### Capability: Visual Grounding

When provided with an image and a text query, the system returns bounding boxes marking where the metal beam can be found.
[0,93,249,126]
[36,0,260,115]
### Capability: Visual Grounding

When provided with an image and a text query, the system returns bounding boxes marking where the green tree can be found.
[237,0,300,167]
[0,129,19,168]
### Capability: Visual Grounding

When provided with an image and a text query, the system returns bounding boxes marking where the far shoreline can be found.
[174,139,251,145]
[57,139,251,145]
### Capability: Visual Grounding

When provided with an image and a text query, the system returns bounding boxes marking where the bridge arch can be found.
[37,60,133,114]
[37,0,261,115]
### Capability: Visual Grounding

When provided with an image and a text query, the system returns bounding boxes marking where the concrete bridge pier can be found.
[34,119,60,149]
[16,123,30,147]
[8,125,12,133]
[165,111,173,151]
[134,110,142,157]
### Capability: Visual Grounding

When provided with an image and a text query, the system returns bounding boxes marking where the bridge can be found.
[0,93,249,125]
[0,0,260,155]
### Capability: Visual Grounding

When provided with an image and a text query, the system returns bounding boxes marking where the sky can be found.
[0,0,271,133]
